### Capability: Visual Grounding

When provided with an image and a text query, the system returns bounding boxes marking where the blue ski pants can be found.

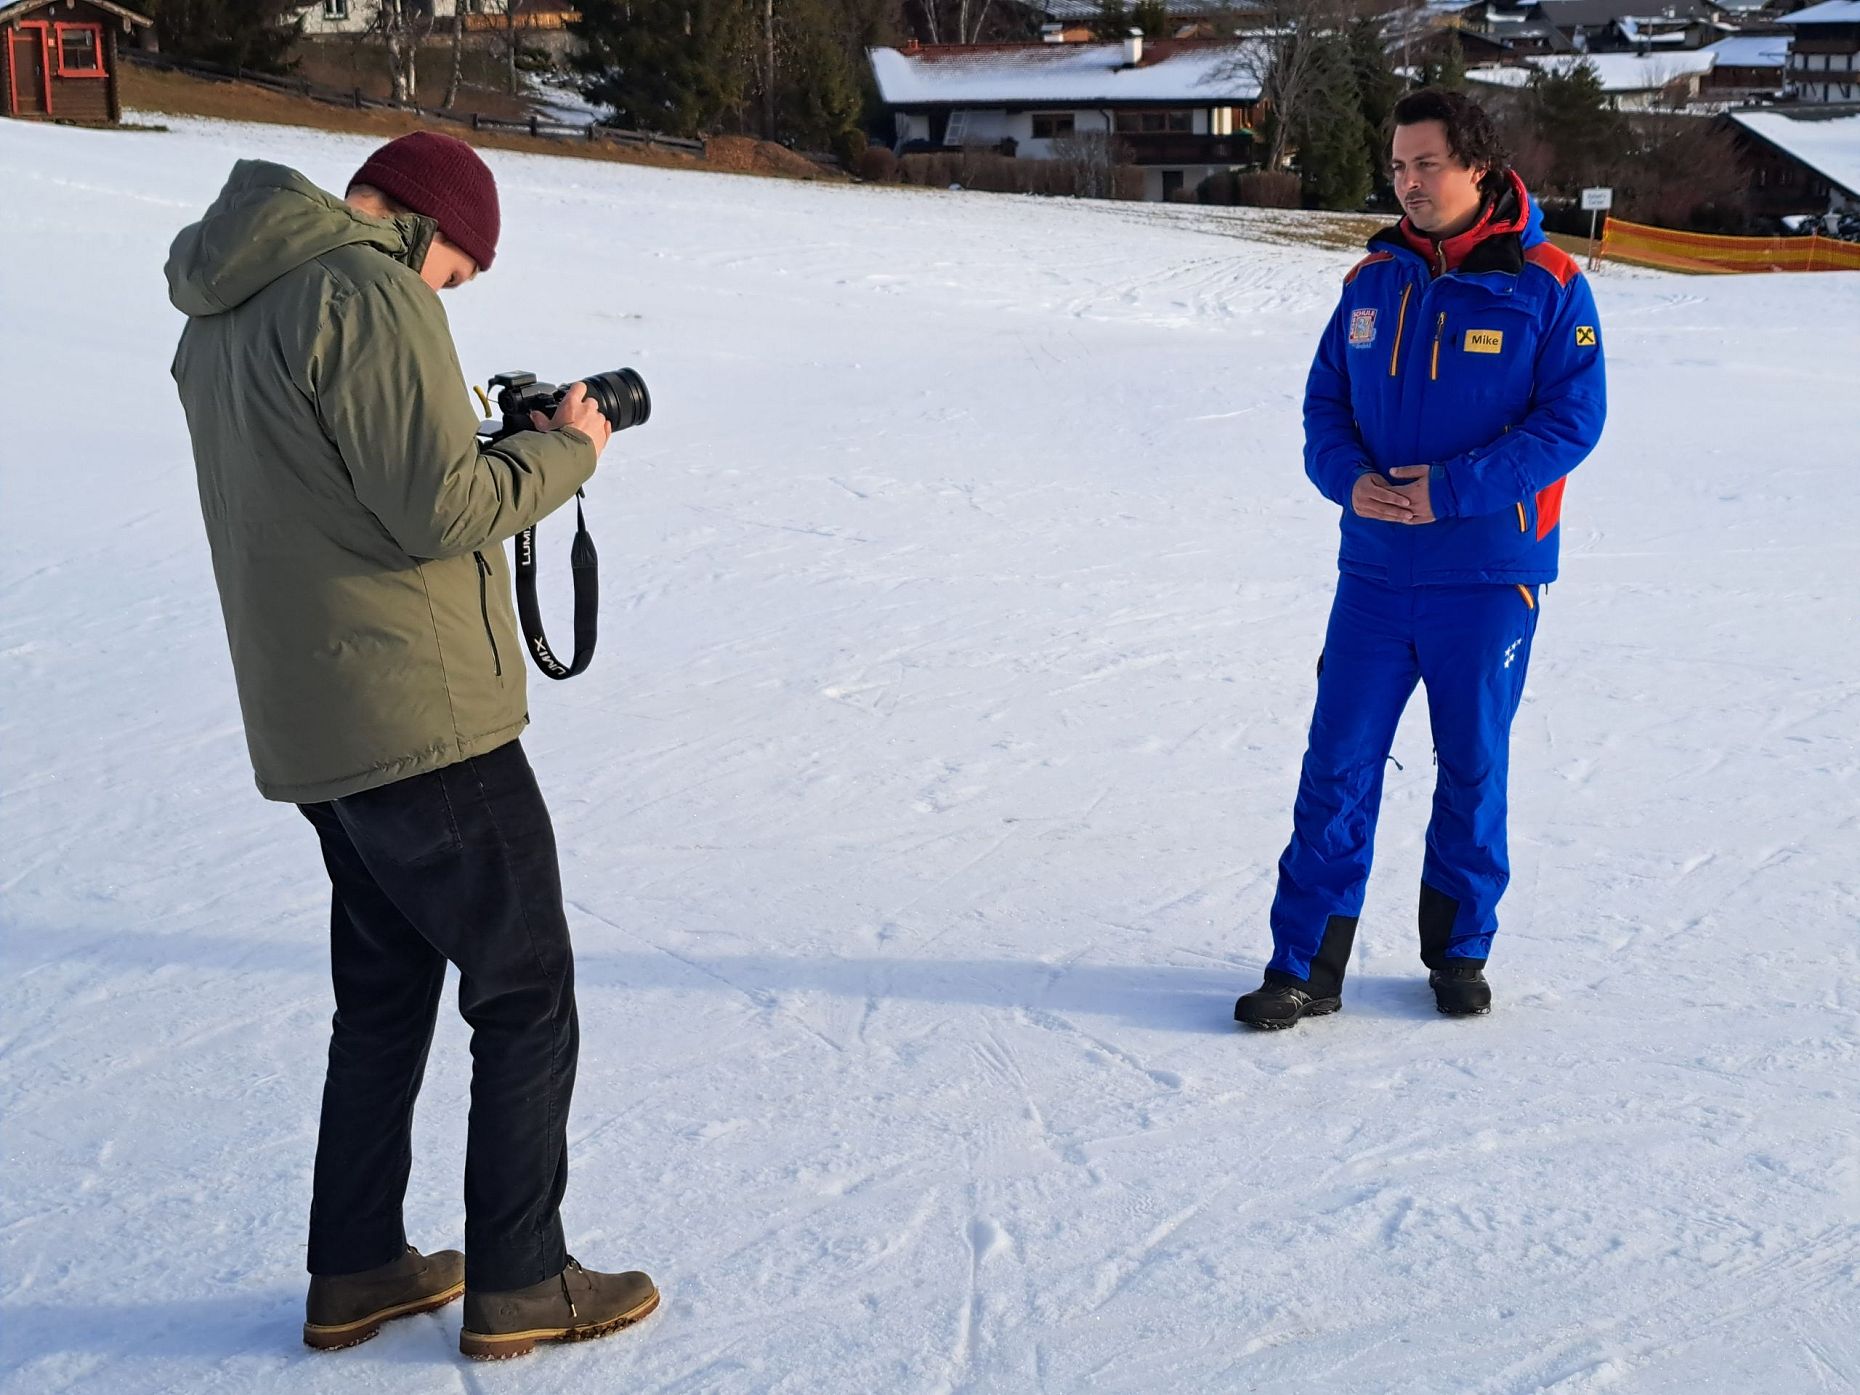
[1267,574,1539,993]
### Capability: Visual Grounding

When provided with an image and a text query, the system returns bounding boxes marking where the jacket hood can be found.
[165,160,436,317]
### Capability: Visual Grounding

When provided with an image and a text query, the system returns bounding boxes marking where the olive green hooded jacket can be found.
[167,161,595,803]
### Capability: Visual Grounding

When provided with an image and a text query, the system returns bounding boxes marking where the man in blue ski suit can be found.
[1236,89,1606,1029]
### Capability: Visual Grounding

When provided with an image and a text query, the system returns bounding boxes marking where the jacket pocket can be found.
[474,551,503,678]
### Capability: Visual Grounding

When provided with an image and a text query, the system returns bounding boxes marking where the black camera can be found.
[485,368,651,441]
[477,367,652,682]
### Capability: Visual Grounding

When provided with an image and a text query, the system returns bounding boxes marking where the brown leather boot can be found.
[459,1256,659,1360]
[302,1244,465,1350]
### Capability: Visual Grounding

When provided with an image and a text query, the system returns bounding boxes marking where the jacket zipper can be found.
[1430,312,1447,381]
[474,551,503,677]
[1387,282,1413,377]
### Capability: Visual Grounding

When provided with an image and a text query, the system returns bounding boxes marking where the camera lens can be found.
[578,369,651,434]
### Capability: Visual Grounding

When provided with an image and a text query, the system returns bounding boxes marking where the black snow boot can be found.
[1429,963,1492,1016]
[1235,975,1341,1031]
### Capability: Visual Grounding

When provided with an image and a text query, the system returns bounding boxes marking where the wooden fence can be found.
[120,48,705,155]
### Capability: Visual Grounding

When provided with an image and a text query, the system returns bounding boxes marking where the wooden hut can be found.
[3,0,151,125]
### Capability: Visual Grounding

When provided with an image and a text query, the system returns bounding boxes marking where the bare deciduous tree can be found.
[367,0,440,104]
[1213,0,1376,171]
[916,0,996,45]
[1050,130,1130,198]
[442,0,467,109]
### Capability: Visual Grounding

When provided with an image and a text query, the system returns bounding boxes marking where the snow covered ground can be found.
[2,115,1856,1395]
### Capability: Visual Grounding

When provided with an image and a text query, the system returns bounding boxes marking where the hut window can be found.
[56,24,104,75]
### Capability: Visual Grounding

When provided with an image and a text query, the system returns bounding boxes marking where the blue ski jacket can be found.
[1304,172,1607,587]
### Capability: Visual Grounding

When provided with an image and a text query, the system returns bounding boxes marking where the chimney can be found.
[1124,28,1143,66]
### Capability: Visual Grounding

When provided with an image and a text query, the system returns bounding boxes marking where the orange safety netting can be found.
[1597,216,1860,274]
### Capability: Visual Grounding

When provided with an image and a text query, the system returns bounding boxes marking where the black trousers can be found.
[297,739,577,1292]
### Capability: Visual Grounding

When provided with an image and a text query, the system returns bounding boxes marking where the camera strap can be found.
[512,490,597,680]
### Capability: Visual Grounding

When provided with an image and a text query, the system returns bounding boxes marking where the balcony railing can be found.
[1113,133,1255,166]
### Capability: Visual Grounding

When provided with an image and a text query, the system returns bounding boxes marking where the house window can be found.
[1113,110,1192,134]
[56,24,103,74]
[324,0,349,18]
[1031,112,1075,139]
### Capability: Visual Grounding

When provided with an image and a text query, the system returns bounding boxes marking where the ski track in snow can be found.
[1,115,1856,1394]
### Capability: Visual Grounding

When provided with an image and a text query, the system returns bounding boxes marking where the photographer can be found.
[167,131,656,1361]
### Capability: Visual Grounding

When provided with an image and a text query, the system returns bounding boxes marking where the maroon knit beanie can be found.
[349,131,500,272]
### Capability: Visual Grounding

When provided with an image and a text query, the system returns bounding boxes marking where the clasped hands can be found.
[1352,465,1436,525]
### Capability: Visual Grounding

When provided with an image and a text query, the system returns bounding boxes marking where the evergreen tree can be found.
[1132,0,1169,37]
[772,0,863,149]
[1528,60,1626,196]
[1090,0,1132,41]
[833,0,904,143]
[572,0,754,139]
[1419,33,1466,90]
[1292,32,1370,210]
[150,0,300,73]
[1347,17,1402,201]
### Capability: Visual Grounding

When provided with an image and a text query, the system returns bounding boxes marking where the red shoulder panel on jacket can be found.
[1524,243,1580,288]
[1343,251,1395,285]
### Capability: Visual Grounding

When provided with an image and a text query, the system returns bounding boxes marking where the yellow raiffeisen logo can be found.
[1464,329,1504,354]
[1576,325,1598,346]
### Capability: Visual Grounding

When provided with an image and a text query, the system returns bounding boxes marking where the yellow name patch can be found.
[1463,329,1505,355]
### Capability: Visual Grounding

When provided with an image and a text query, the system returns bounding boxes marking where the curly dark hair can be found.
[1390,88,1512,200]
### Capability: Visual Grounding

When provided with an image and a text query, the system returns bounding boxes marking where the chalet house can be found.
[1455,0,1736,57]
[1456,1,1578,55]
[1780,0,1860,102]
[1026,0,1277,35]
[299,0,447,35]
[1727,103,1860,216]
[1467,47,1719,105]
[868,35,1267,202]
[2,0,149,124]
[1699,31,1790,98]
[297,0,578,39]
[1537,0,1723,52]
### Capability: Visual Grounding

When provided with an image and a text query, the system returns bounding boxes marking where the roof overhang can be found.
[0,0,153,27]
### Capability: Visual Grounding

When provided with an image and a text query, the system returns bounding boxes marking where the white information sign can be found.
[1582,187,1614,212]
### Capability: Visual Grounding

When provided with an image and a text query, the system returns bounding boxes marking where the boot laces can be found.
[560,1256,583,1319]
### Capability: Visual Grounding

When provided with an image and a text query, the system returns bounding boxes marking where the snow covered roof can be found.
[0,0,151,23]
[1612,19,1693,43]
[1730,108,1860,198]
[1536,0,1714,26]
[1467,49,1717,91]
[868,41,1268,107]
[1780,1,1860,22]
[1701,33,1791,67]
[1036,0,1262,19]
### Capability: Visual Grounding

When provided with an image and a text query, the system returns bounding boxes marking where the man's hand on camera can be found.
[530,381,612,455]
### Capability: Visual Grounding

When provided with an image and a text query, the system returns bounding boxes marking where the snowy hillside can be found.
[1,115,1856,1395]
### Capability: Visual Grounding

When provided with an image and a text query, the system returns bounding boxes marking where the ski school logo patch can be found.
[1349,308,1378,348]
[1463,329,1504,354]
